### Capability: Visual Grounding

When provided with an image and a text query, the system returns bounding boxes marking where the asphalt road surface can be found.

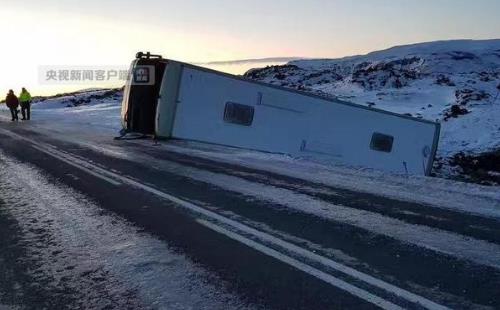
[0,121,499,310]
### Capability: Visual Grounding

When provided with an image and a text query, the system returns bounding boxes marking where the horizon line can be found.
[196,57,308,66]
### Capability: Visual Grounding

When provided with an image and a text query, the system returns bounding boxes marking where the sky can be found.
[1,0,499,95]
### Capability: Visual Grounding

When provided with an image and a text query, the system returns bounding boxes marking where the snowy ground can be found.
[0,90,253,309]
[2,84,499,195]
[12,40,500,186]
[1,87,500,309]
[0,151,246,309]
[1,87,498,209]
[0,44,499,310]
[0,89,265,309]
[245,39,500,184]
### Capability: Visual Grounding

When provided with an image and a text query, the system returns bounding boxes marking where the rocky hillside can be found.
[245,39,500,185]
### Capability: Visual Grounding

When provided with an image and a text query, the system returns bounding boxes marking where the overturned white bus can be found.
[121,52,440,176]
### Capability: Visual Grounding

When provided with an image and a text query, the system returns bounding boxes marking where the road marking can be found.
[30,144,122,186]
[198,219,404,310]
[0,128,450,310]
[0,128,121,186]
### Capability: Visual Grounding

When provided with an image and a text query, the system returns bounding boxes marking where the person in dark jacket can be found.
[19,87,32,120]
[5,90,19,121]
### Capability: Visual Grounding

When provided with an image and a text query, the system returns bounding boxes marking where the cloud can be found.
[196,57,305,66]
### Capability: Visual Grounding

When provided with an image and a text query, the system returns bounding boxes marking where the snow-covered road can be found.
[0,152,246,309]
[0,94,499,309]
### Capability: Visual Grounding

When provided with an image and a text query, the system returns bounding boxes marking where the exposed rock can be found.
[449,150,500,185]
[244,65,301,80]
[455,89,490,106]
[436,75,456,86]
[444,105,469,120]
[62,89,123,107]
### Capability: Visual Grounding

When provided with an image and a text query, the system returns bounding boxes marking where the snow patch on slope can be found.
[245,39,500,183]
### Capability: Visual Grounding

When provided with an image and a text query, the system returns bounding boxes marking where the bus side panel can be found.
[173,67,305,154]
[172,67,439,175]
[156,62,183,137]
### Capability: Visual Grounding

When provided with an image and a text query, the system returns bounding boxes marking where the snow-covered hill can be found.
[245,39,500,185]
[0,88,125,136]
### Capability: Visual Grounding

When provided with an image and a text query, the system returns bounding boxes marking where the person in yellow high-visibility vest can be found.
[19,87,32,120]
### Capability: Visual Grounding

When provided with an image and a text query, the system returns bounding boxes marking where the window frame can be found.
[223,102,255,126]
[370,132,394,153]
